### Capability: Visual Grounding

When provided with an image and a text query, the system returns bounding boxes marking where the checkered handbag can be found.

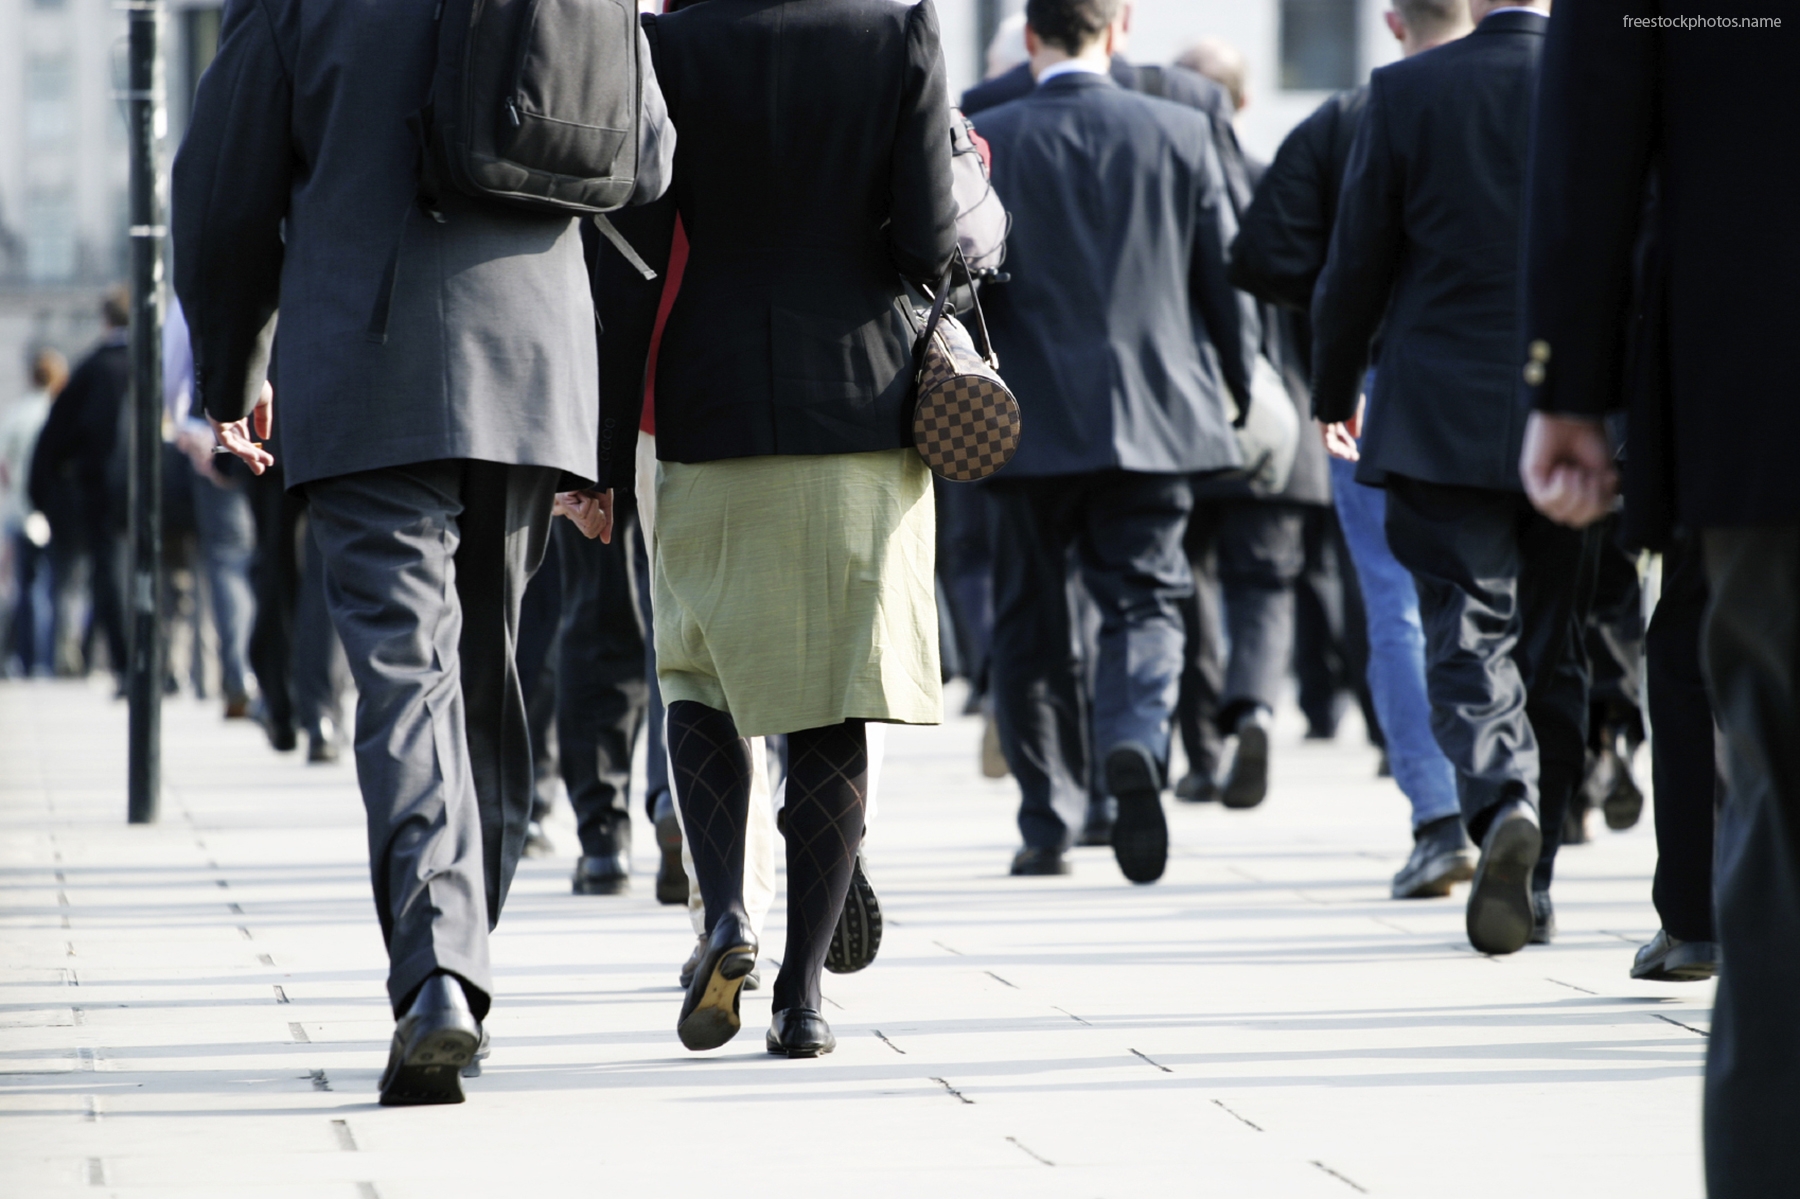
[909,259,1021,482]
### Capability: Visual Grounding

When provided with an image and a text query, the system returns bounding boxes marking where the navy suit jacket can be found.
[973,72,1256,478]
[1311,9,1547,491]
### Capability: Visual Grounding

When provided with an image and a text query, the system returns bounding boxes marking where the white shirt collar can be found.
[1036,58,1108,86]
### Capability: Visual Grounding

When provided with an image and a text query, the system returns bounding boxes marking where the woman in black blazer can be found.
[594,0,957,1057]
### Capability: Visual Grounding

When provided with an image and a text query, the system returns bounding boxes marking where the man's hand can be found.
[1321,396,1364,462]
[1520,411,1618,528]
[208,381,276,475]
[554,488,614,543]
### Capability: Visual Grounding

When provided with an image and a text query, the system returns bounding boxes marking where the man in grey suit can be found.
[173,0,672,1104]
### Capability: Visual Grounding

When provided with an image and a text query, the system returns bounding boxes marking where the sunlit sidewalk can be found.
[1,677,1707,1197]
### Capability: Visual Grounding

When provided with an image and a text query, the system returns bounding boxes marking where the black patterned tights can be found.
[666,702,867,1014]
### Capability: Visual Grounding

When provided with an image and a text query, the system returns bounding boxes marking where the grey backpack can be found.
[372,0,651,341]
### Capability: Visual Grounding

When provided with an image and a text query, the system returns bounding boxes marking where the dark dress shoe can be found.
[1600,756,1645,831]
[767,1007,836,1058]
[572,851,629,895]
[1221,708,1271,809]
[1530,890,1556,944]
[1631,929,1719,981]
[679,935,760,991]
[379,973,481,1106]
[460,1025,491,1078]
[677,912,758,1051]
[253,700,298,752]
[1465,799,1542,955]
[1106,742,1167,883]
[1391,815,1475,899]
[1174,771,1220,803]
[652,791,688,905]
[1010,846,1071,876]
[1076,797,1117,847]
[825,852,882,974]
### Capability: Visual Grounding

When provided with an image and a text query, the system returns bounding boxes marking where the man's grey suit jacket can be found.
[173,0,674,490]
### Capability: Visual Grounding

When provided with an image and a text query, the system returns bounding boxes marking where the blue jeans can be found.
[192,476,256,701]
[1330,456,1459,829]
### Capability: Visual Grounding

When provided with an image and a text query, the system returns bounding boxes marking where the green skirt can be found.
[652,448,942,737]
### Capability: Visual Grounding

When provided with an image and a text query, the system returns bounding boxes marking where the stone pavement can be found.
[1,678,1708,1197]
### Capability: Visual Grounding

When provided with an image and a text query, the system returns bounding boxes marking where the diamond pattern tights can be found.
[666,701,866,1014]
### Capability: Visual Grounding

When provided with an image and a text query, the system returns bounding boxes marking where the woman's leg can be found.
[773,720,868,1013]
[666,700,753,932]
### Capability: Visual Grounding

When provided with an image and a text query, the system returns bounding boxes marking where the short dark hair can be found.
[101,284,130,329]
[1025,0,1121,57]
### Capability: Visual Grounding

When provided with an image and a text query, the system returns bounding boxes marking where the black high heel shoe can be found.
[378,973,482,1105]
[677,912,758,1051]
[766,1006,836,1058]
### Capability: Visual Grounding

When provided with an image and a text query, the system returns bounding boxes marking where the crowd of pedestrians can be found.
[3,0,1790,1189]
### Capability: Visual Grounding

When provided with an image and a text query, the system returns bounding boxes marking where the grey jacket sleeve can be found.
[628,20,676,206]
[1310,73,1402,425]
[171,0,293,426]
[1189,138,1260,421]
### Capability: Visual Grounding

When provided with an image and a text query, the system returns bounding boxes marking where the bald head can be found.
[1178,38,1247,112]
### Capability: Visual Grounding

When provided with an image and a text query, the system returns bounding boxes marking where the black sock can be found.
[773,720,867,1013]
[666,701,752,934]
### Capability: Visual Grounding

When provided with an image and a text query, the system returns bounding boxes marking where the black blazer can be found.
[1522,1,1800,530]
[29,336,129,532]
[1228,86,1366,314]
[1311,10,1547,491]
[593,0,957,491]
[973,72,1255,479]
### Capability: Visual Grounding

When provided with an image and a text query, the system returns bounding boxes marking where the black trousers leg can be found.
[1177,500,1226,778]
[554,499,648,857]
[292,521,350,740]
[1385,479,1592,856]
[1701,525,1800,1197]
[1215,501,1305,727]
[306,460,557,1019]
[515,536,563,818]
[987,478,1087,849]
[1646,535,1717,942]
[246,466,302,740]
[1294,505,1347,736]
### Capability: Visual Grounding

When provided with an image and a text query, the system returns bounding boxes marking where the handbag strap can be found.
[912,246,999,381]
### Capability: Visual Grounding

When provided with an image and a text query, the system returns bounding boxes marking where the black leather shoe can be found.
[571,851,630,895]
[1631,929,1718,981]
[1076,798,1117,847]
[825,852,882,974]
[1599,747,1645,831]
[379,973,481,1106]
[679,935,760,991]
[460,1025,491,1079]
[1530,889,1556,944]
[1174,771,1219,803]
[677,912,758,1051]
[1010,846,1071,876]
[1106,742,1167,883]
[1221,708,1271,809]
[767,1006,836,1058]
[1465,799,1542,955]
[1391,815,1475,899]
[652,791,688,905]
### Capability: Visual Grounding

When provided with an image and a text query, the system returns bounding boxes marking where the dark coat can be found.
[28,334,129,533]
[591,0,957,492]
[971,71,1255,479]
[172,0,674,490]
[1311,10,1547,491]
[1228,86,1366,314]
[1521,1,1800,531]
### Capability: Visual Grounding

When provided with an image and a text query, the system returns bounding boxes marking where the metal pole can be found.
[125,0,165,824]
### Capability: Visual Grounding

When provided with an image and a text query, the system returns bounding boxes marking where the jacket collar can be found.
[1473,8,1549,35]
[1036,70,1119,95]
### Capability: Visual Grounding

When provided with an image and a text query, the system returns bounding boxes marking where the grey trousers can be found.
[1702,525,1800,1197]
[306,460,558,1019]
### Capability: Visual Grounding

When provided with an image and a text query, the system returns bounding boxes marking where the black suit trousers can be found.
[1645,534,1716,943]
[554,498,649,857]
[1701,525,1800,1197]
[1383,478,1596,888]
[306,460,557,1019]
[987,471,1193,850]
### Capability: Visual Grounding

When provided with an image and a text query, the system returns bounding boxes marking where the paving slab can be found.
[1,678,1707,1197]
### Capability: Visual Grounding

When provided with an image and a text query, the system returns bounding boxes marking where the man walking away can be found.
[1312,0,1594,955]
[1,349,67,676]
[974,0,1256,883]
[1515,4,1799,1188]
[1229,0,1473,900]
[175,0,673,1104]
